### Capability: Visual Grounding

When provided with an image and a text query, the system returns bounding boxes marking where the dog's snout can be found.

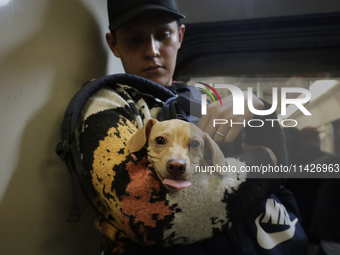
[166,159,186,176]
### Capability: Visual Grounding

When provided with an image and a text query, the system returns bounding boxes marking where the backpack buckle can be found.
[56,140,69,161]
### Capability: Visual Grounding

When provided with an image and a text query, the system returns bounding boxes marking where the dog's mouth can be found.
[162,178,191,190]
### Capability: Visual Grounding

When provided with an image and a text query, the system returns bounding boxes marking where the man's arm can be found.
[198,92,285,225]
[198,92,287,166]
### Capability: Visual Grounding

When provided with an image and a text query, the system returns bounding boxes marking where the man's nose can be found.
[145,36,160,58]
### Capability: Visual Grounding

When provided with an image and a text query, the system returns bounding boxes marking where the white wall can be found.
[0,0,122,254]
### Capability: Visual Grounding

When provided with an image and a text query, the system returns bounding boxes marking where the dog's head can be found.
[129,119,226,191]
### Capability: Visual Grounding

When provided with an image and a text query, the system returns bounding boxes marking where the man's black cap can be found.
[108,0,185,31]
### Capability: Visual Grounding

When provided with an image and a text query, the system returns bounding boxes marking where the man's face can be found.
[106,11,185,87]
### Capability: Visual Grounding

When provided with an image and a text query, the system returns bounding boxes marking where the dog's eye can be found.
[155,137,166,145]
[190,140,200,149]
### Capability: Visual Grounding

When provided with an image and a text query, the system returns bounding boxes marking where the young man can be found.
[76,1,304,254]
[105,1,277,155]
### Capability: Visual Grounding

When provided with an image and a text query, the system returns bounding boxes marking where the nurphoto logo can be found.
[194,84,312,128]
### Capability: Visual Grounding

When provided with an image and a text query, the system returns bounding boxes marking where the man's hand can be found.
[198,92,265,147]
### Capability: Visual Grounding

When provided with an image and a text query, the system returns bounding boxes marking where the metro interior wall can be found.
[0,0,115,254]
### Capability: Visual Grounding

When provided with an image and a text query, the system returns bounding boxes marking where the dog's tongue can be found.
[163,179,192,189]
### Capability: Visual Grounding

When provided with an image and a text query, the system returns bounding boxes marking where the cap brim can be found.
[109,4,185,31]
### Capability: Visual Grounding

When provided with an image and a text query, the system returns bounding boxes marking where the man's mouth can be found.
[143,65,163,73]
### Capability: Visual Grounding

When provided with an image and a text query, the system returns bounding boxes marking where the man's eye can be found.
[190,140,200,149]
[157,32,170,40]
[128,36,142,44]
[155,137,166,145]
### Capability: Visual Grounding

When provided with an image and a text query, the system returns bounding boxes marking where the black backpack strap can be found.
[158,84,203,124]
[188,85,203,101]
[61,73,176,144]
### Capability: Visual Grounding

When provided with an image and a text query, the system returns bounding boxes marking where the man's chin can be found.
[151,78,172,87]
[141,74,171,87]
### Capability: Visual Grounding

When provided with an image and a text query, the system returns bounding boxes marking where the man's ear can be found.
[177,24,185,49]
[106,32,120,58]
[129,119,158,153]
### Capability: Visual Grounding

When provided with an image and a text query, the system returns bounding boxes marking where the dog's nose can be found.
[166,159,186,176]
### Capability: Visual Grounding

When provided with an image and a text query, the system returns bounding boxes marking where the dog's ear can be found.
[129,119,158,153]
[203,133,226,176]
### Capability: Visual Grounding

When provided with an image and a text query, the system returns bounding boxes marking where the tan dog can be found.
[129,119,226,191]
